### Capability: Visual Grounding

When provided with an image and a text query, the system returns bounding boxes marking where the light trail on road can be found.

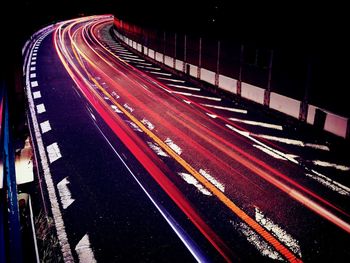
[25,15,350,262]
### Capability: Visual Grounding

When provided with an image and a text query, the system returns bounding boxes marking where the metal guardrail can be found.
[1,81,23,263]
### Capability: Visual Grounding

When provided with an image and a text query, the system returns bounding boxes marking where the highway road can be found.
[24,15,350,262]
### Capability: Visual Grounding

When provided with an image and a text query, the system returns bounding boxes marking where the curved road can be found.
[24,15,350,262]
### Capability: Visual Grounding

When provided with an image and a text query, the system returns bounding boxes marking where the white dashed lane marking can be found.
[33,91,41,99]
[46,142,62,163]
[36,104,46,114]
[31,81,39,87]
[40,120,51,133]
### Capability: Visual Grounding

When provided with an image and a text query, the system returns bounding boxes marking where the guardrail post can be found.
[197,37,202,79]
[215,40,220,87]
[183,35,187,72]
[237,44,244,96]
[264,49,273,107]
[299,60,311,121]
[173,33,177,68]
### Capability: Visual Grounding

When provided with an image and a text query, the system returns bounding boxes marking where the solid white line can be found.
[46,142,62,163]
[168,84,200,91]
[25,34,74,261]
[31,81,39,87]
[36,104,46,114]
[92,122,207,262]
[33,91,41,99]
[28,195,40,262]
[229,117,283,130]
[40,120,51,133]
[201,103,248,114]
[157,77,185,83]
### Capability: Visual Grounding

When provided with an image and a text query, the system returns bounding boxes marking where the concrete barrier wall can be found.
[324,112,348,138]
[241,82,265,105]
[155,52,163,62]
[111,27,349,139]
[148,49,155,59]
[165,56,174,67]
[270,92,301,119]
[175,59,184,71]
[189,64,198,78]
[200,68,216,85]
[219,75,237,94]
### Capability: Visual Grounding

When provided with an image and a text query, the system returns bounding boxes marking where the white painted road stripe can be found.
[168,84,201,91]
[40,120,51,133]
[31,61,36,65]
[36,104,46,114]
[57,177,75,209]
[30,73,37,78]
[199,169,225,192]
[31,81,39,87]
[172,91,221,101]
[229,117,283,130]
[201,104,248,114]
[46,142,62,163]
[147,71,172,76]
[30,67,36,71]
[178,173,212,196]
[232,221,282,260]
[33,91,41,99]
[255,207,302,257]
[165,138,182,155]
[157,77,185,83]
[147,141,169,157]
[75,234,96,263]
[312,160,350,171]
[132,61,153,66]
[253,134,330,151]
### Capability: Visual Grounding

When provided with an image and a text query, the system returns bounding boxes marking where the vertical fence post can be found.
[183,35,187,72]
[163,31,166,64]
[173,33,177,68]
[197,37,202,79]
[264,49,274,106]
[215,40,220,87]
[299,59,311,121]
[237,44,244,96]
[2,86,23,263]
